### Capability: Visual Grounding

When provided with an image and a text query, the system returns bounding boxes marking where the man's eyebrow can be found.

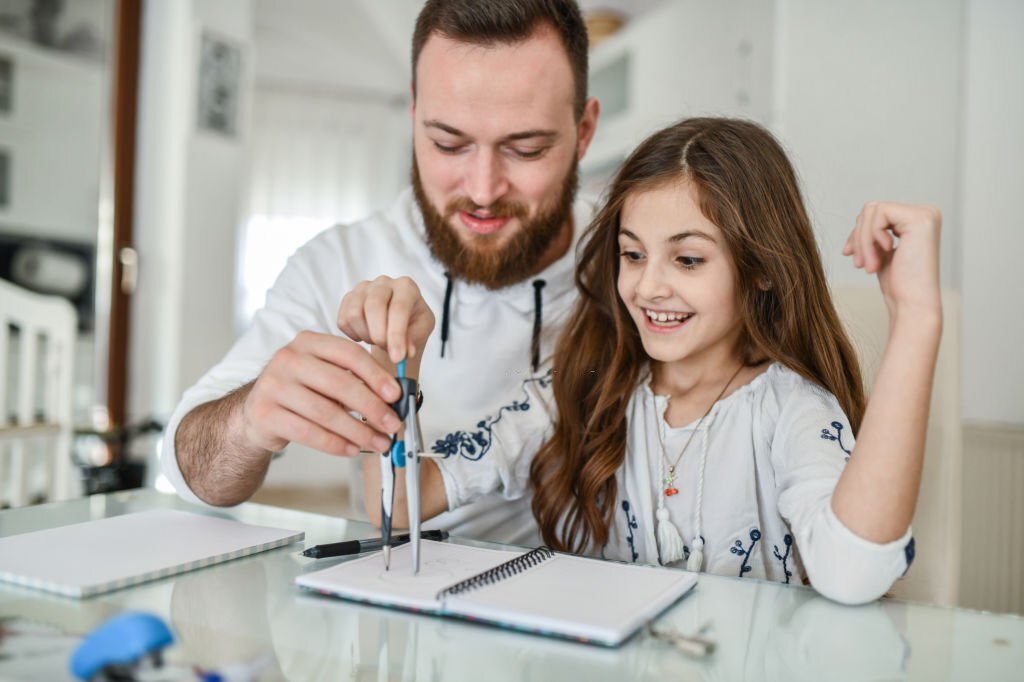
[503,129,559,142]
[618,228,717,243]
[423,120,466,136]
[422,120,559,143]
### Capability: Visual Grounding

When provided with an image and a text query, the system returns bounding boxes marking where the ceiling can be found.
[252,0,665,99]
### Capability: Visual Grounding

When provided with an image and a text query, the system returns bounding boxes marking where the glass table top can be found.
[0,489,1021,681]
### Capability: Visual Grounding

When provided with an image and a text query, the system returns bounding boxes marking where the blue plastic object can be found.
[392,359,407,468]
[391,439,406,468]
[70,612,174,680]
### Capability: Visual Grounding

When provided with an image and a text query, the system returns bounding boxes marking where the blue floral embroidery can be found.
[902,536,916,576]
[621,500,639,562]
[820,420,852,458]
[773,534,793,584]
[730,528,762,577]
[432,370,553,460]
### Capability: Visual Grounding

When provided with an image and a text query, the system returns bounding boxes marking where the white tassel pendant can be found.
[686,535,704,572]
[656,507,685,564]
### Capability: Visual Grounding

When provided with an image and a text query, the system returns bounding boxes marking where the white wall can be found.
[131,0,252,434]
[774,0,1024,426]
[772,0,964,288]
[960,0,1024,425]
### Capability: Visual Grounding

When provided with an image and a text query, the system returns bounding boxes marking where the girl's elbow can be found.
[806,567,893,606]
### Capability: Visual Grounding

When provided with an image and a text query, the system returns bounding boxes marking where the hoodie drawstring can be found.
[438,273,546,371]
[440,271,453,359]
[531,279,546,373]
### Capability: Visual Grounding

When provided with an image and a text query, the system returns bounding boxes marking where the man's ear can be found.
[576,96,601,160]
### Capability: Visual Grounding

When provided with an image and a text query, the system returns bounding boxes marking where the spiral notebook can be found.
[296,539,697,646]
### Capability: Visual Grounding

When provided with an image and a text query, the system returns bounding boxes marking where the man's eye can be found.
[433,142,464,154]
[510,147,545,159]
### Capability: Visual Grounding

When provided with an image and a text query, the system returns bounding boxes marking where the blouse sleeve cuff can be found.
[434,454,507,512]
[798,502,914,605]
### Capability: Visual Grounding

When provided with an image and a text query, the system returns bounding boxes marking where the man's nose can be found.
[463,150,509,208]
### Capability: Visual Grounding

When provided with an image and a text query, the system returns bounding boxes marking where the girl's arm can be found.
[831,202,943,543]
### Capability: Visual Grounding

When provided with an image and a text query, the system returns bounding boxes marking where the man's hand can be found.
[241,331,404,457]
[337,276,436,364]
[177,331,407,507]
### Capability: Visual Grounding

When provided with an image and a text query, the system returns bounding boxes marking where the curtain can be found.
[236,85,411,328]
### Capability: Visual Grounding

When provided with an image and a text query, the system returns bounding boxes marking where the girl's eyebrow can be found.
[619,228,717,244]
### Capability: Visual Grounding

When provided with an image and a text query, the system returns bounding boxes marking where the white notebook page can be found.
[297,540,522,611]
[447,553,697,644]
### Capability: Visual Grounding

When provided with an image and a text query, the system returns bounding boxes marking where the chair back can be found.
[0,277,79,507]
[833,285,962,606]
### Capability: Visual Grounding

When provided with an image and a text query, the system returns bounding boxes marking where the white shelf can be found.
[0,34,107,243]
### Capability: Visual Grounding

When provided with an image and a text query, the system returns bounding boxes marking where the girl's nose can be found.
[635,262,672,301]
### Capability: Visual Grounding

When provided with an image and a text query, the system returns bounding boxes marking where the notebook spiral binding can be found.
[435,546,555,601]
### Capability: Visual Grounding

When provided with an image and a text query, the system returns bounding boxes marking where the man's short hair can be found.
[411,0,589,121]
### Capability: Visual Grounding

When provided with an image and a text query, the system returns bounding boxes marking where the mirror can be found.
[0,0,116,438]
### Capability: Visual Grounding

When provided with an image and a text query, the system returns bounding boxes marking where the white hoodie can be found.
[160,188,595,545]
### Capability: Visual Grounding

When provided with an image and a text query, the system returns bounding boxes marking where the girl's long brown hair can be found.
[530,118,866,554]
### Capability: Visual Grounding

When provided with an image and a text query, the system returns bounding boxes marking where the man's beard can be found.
[412,156,578,290]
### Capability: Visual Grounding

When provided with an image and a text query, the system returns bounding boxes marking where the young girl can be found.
[342,117,942,605]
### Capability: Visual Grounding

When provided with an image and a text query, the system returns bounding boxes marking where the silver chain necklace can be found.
[658,364,743,497]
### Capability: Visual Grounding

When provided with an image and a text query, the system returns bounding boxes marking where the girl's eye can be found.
[619,250,644,262]
[678,256,704,269]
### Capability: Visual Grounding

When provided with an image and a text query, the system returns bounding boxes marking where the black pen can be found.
[301,530,449,559]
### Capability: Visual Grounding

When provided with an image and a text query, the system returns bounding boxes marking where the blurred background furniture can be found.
[0,277,79,507]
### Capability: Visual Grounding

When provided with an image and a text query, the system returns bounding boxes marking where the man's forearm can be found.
[175,382,273,506]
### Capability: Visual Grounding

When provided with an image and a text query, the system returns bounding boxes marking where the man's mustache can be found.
[444,199,529,222]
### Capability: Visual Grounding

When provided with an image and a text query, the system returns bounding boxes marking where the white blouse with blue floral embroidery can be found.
[436,362,914,605]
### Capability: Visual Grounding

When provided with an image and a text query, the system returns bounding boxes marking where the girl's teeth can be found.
[645,310,692,325]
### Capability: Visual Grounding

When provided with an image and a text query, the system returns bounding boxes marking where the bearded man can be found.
[163,0,600,544]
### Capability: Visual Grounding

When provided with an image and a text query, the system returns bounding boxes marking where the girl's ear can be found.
[757,277,773,291]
